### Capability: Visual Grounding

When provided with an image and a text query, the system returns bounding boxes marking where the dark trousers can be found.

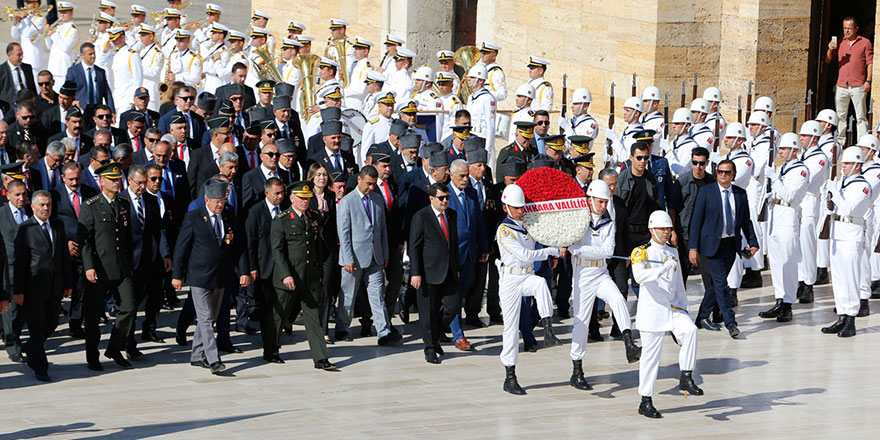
[417,269,459,354]
[125,263,163,350]
[520,297,539,344]
[263,284,328,361]
[84,276,136,360]
[465,259,487,319]
[553,254,573,317]
[25,294,61,374]
[696,237,737,329]
[486,256,501,319]
[628,228,651,296]
[321,254,341,335]
[384,246,404,319]
[67,260,85,329]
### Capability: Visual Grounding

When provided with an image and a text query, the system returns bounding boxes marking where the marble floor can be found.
[1,273,879,439]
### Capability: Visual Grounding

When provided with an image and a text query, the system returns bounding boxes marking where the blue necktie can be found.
[723,189,734,236]
[87,67,95,106]
[459,191,468,227]
[212,215,222,242]
[333,153,342,171]
[162,167,174,197]
[362,194,372,223]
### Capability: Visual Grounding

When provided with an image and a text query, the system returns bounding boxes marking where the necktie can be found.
[87,67,95,106]
[381,181,392,210]
[178,143,186,160]
[282,125,289,139]
[185,113,193,139]
[459,191,468,221]
[723,189,734,236]
[212,214,222,241]
[23,127,31,142]
[42,222,53,250]
[162,167,174,196]
[0,148,7,165]
[249,151,256,168]
[476,181,484,209]
[333,153,341,171]
[439,213,449,241]
[133,137,140,152]
[273,206,281,218]
[16,67,25,91]
[14,209,22,225]
[135,196,145,224]
[71,191,80,217]
[362,194,372,223]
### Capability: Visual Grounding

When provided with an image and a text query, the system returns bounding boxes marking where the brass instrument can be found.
[88,13,98,42]
[33,19,61,41]
[151,0,192,25]
[186,18,207,31]
[293,53,320,121]
[324,37,349,88]
[453,45,480,103]
[158,58,173,100]
[2,5,53,21]
[253,45,283,83]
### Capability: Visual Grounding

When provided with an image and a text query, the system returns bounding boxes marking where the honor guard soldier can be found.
[359,92,396,165]
[633,210,703,419]
[560,88,599,150]
[495,184,564,395]
[796,121,829,303]
[568,180,641,392]
[200,23,230,95]
[268,181,336,370]
[159,9,183,58]
[506,84,535,143]
[857,135,880,298]
[526,56,552,112]
[543,135,575,178]
[640,86,665,148]
[479,41,507,102]
[496,121,536,180]
[815,109,841,280]
[413,67,443,111]
[821,147,872,337]
[343,37,374,111]
[751,96,782,145]
[436,51,460,97]
[688,98,715,151]
[606,97,645,167]
[45,2,79,91]
[193,4,223,48]
[165,30,202,88]
[665,108,697,177]
[378,34,404,74]
[249,10,275,56]
[80,163,138,371]
[110,28,143,116]
[385,47,416,101]
[465,64,497,166]
[758,132,809,323]
[703,87,726,134]
[138,25,164,112]
[361,73,390,121]
[436,71,464,140]
[11,0,48,71]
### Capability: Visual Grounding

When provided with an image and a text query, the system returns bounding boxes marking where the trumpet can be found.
[33,19,60,40]
[2,5,53,21]
[185,18,207,31]
[151,0,192,25]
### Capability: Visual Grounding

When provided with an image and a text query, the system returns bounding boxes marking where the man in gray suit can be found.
[335,166,401,345]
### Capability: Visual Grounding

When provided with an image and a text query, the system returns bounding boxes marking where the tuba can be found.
[253,45,283,83]
[454,46,480,103]
[294,53,320,121]
[324,37,349,88]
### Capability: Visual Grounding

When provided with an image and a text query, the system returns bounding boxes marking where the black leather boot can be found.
[796,281,805,300]
[503,366,526,395]
[621,329,641,363]
[838,315,856,337]
[740,270,762,289]
[858,299,870,317]
[821,315,847,334]
[729,288,739,307]
[799,284,814,304]
[542,317,563,347]
[776,302,793,322]
[638,396,662,418]
[679,370,704,395]
[759,299,783,318]
[569,360,592,390]
[815,267,829,285]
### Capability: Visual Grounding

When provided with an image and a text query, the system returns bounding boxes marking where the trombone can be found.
[1,4,53,21]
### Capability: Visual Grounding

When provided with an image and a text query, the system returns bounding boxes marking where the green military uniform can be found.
[79,163,137,365]
[495,142,535,177]
[268,182,329,364]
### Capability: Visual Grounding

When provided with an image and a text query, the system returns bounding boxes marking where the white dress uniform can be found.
[485,63,507,102]
[46,21,79,92]
[439,92,463,141]
[816,132,840,269]
[159,28,179,58]
[199,41,229,94]
[688,122,716,151]
[98,45,118,88]
[766,159,810,303]
[631,241,697,399]
[704,111,727,136]
[827,173,872,316]
[466,87,497,166]
[94,32,113,67]
[569,213,633,361]
[243,46,263,88]
[565,113,599,150]
[725,148,757,287]
[11,12,47,71]
[414,88,443,138]
[507,107,532,143]
[193,24,213,49]
[797,145,830,286]
[860,160,880,291]
[639,111,665,147]
[228,50,248,80]
[139,43,164,112]
[665,134,697,178]
[343,58,372,111]
[111,46,143,115]
[606,122,644,167]
[166,47,202,87]
[384,67,414,103]
[527,77,553,112]
[495,217,560,367]
[359,114,391,165]
[326,38,354,82]
[125,24,142,48]
[360,90,382,120]
[746,132,776,261]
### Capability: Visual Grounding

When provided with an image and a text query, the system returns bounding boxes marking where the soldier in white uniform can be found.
[744,110,775,276]
[98,0,116,17]
[720,123,756,301]
[412,66,443,109]
[360,70,388,120]
[109,27,143,115]
[199,23,229,95]
[138,25,164,112]
[633,210,703,419]
[507,84,534,143]
[378,34,403,74]
[813,109,841,284]
[664,108,697,178]
[286,21,306,39]
[560,88,599,151]
[605,97,644,167]
[244,27,270,88]
[479,41,507,103]
[226,30,248,84]
[325,18,355,83]
[526,56,552,112]
[100,27,125,90]
[302,87,350,140]
[124,5,147,49]
[11,0,47,72]
[277,38,303,107]
[436,51,460,97]
[796,121,829,303]
[857,135,880,305]
[93,13,118,68]
[313,57,343,107]
[640,86,665,148]
[249,10,275,57]
[688,98,716,151]
[494,184,564,395]
[159,9,183,58]
[749,96,782,146]
[568,180,641,392]
[703,86,727,135]
[821,146,872,338]
[759,133,810,322]
[165,30,202,88]
[436,71,463,140]
[465,64,497,168]
[343,37,373,111]
[192,4,223,49]
[359,92,396,165]
[384,47,415,102]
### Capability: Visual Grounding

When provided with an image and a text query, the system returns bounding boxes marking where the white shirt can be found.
[9,205,27,225]
[719,183,736,239]
[35,216,53,246]
[146,189,165,218]
[266,198,282,218]
[261,164,278,180]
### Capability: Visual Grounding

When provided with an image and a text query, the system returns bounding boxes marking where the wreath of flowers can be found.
[516,167,590,247]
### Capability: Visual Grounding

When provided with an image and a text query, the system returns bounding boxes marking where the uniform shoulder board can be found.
[85,195,102,205]
[452,96,461,104]
[192,53,203,62]
[498,225,513,238]
[415,124,424,129]
[540,80,551,88]
[278,208,292,218]
[488,65,503,73]
[631,245,647,264]
[369,118,379,124]
[528,110,535,117]
[430,92,438,98]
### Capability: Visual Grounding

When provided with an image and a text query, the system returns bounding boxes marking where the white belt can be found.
[833,215,865,226]
[573,257,605,268]
[500,265,534,275]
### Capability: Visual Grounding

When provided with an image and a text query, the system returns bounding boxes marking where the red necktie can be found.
[249,151,256,169]
[439,213,449,241]
[178,143,185,160]
[72,191,80,217]
[25,170,32,192]
[132,137,140,152]
[382,181,392,211]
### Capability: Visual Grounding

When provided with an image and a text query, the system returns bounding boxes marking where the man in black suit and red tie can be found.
[0,43,38,108]
[408,183,460,364]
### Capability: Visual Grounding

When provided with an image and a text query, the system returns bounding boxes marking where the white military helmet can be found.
[857,134,879,151]
[689,98,710,114]
[841,146,864,164]
[515,83,535,100]
[501,184,526,207]
[413,65,433,82]
[778,132,800,150]
[815,108,839,127]
[702,87,722,103]
[753,96,775,113]
[572,88,592,104]
[467,64,487,81]
[799,120,822,137]
[623,96,644,113]
[641,86,661,102]
[586,180,610,200]
[747,110,770,127]
[671,107,692,124]
[724,122,747,139]
[648,210,674,229]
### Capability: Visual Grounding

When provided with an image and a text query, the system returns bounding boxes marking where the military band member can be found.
[226,30,248,82]
[193,4,223,48]
[465,64,496,166]
[688,98,715,151]
[245,27,270,88]
[796,121,828,303]
[314,57,342,106]
[436,51,460,97]
[506,84,534,143]
[200,23,230,95]
[360,92,396,165]
[45,2,79,92]
[92,13,117,64]
[385,47,415,101]
[479,42,507,103]
[11,0,47,72]
[359,70,387,120]
[326,18,354,79]
[606,97,645,167]
[159,9,183,58]
[526,56,552,112]
[125,5,147,49]
[98,0,116,17]
[110,28,143,116]
[165,30,202,88]
[342,37,373,111]
[436,71,464,140]
[286,21,306,39]
[137,25,164,112]
[278,37,304,88]
[249,10,275,56]
[640,86,665,148]
[378,34,404,74]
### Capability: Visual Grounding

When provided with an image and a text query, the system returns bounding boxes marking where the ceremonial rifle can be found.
[664,93,670,137]
[737,95,742,123]
[818,142,838,240]
[605,82,616,167]
[869,95,874,132]
[631,73,637,97]
[692,73,698,100]
[561,73,568,121]
[805,89,813,121]
[680,80,686,108]
[792,102,799,132]
[757,134,774,222]
[745,81,753,122]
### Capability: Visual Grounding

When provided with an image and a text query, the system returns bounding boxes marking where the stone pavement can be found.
[1,273,879,439]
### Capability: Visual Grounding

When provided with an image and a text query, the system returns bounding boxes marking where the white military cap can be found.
[394,47,416,59]
[329,18,347,28]
[857,134,879,151]
[57,2,75,11]
[99,0,116,9]
[280,38,302,48]
[623,96,644,113]
[205,3,223,14]
[702,86,722,103]
[97,12,118,23]
[384,34,404,45]
[413,66,433,82]
[228,29,246,41]
[252,9,270,20]
[352,36,373,48]
[572,88,592,104]
[671,107,692,124]
[287,21,306,32]
[130,4,146,14]
[366,70,388,83]
[515,83,535,99]
[436,50,454,61]
[294,35,314,43]
[163,8,181,18]
[526,55,550,68]
[841,146,864,163]
[435,71,457,83]
[174,29,192,39]
[250,27,269,38]
[753,96,775,113]
[210,23,229,33]
[107,27,125,39]
[138,24,156,34]
[689,98,709,114]
[318,57,339,68]
[480,41,501,52]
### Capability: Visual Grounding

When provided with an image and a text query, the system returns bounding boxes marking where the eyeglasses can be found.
[691,160,707,166]
[95,114,111,119]
[262,152,279,158]
[229,96,243,101]
[634,155,650,161]
[146,137,161,142]
[433,195,449,201]
[716,169,733,175]
[38,82,52,87]
[535,120,550,126]
[178,96,195,101]
[19,115,34,120]
[264,132,277,138]
[149,176,164,182]
[95,158,111,165]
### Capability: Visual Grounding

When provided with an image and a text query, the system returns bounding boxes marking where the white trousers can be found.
[871,206,880,281]
[768,222,800,303]
[499,272,553,367]
[798,216,819,284]
[860,236,872,300]
[570,266,631,361]
[638,313,697,397]
[830,239,862,316]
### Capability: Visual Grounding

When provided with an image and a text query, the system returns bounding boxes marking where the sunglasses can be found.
[20,115,34,120]
[535,121,550,126]
[95,158,111,165]
[634,155,650,161]
[38,82,52,87]
[692,160,707,166]
[433,195,449,201]
[262,152,279,158]
[146,137,161,142]
[149,176,164,182]
[264,132,277,137]
[716,169,733,175]
[229,96,243,101]
[178,96,195,101]
[95,114,111,119]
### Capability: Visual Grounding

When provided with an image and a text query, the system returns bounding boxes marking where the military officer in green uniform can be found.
[544,134,576,178]
[80,163,137,371]
[269,181,336,370]
[495,121,538,182]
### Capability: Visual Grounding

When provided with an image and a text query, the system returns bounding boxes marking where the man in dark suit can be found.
[46,106,93,161]
[271,95,305,152]
[188,116,231,199]
[213,63,256,112]
[0,43,38,107]
[158,86,206,146]
[305,107,343,157]
[143,163,178,330]
[306,121,357,182]
[83,105,127,148]
[64,43,115,111]
[688,159,759,338]
[389,130,420,190]
[13,190,71,382]
[122,112,147,155]
[133,128,162,165]
[0,178,30,363]
[149,140,189,231]
[248,178,285,341]
[172,178,247,375]
[8,101,47,153]
[242,143,289,211]
[17,141,43,194]
[598,167,633,338]
[464,148,503,324]
[39,80,77,135]
[409,183,460,364]
[79,144,110,193]
[397,136,437,210]
[238,122,262,172]
[119,88,160,128]
[31,141,65,192]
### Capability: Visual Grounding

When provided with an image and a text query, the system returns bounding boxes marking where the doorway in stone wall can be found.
[453,0,478,49]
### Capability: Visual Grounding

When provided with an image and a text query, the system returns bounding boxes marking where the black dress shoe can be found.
[283,327,293,336]
[236,325,257,335]
[324,335,335,345]
[799,284,814,304]
[858,299,870,317]
[638,396,662,418]
[141,329,165,343]
[359,322,373,337]
[210,361,226,374]
[87,360,104,371]
[217,344,242,354]
[776,303,793,322]
[728,326,741,338]
[815,267,829,285]
[464,317,487,328]
[697,318,721,331]
[399,304,410,324]
[822,315,847,334]
[8,353,26,363]
[523,340,539,353]
[125,348,144,360]
[425,351,441,364]
[335,332,353,342]
[69,327,85,339]
[262,354,285,364]
[597,310,610,320]
[377,332,402,346]
[105,351,133,369]
[759,299,783,319]
[190,359,210,368]
[34,371,51,382]
[176,333,188,346]
[314,359,337,370]
[489,315,503,324]
[435,345,445,356]
[588,329,604,342]
[838,315,856,337]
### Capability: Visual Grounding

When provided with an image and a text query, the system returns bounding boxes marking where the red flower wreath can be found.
[517,167,587,203]
[516,167,591,247]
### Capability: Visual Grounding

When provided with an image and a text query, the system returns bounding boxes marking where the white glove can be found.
[558,117,572,133]
[822,180,837,195]
[709,151,723,164]
[659,138,672,154]
[764,166,776,181]
[661,259,677,275]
